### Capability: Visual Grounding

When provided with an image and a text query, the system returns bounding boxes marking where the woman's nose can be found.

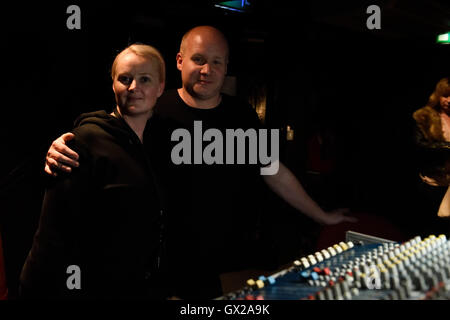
[128,79,138,91]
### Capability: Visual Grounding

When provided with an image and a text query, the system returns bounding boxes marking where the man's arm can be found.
[263,162,356,225]
[45,133,80,176]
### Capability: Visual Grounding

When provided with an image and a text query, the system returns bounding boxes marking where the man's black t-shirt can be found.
[146,89,265,298]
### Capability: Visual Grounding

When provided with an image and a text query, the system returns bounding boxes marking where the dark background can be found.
[0,0,449,298]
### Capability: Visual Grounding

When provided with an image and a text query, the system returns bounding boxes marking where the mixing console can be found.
[218,233,450,300]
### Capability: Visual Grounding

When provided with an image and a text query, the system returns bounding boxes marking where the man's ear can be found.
[176,52,183,71]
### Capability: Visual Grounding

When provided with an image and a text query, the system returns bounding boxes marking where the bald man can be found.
[44,26,355,299]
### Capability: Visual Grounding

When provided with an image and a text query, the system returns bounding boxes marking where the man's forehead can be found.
[189,49,227,59]
[185,39,228,58]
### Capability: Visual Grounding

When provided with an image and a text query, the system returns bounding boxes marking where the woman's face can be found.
[113,52,164,118]
[440,95,450,114]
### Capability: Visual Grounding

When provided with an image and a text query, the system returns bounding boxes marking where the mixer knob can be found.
[307,254,317,265]
[333,244,343,254]
[315,252,324,263]
[310,271,319,281]
[323,267,331,276]
[389,263,399,276]
[388,251,395,260]
[256,279,264,289]
[246,279,256,290]
[376,257,384,266]
[321,249,331,260]
[339,242,349,251]
[327,247,337,256]
[300,270,311,281]
[301,257,310,269]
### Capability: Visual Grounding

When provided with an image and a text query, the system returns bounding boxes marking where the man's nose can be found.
[200,63,211,75]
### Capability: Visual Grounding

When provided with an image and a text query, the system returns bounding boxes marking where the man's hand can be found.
[45,132,80,177]
[320,208,357,225]
[263,163,358,226]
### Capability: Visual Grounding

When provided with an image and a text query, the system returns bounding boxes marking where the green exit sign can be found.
[436,32,450,44]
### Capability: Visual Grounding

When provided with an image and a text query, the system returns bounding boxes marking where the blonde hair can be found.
[426,77,450,111]
[111,43,166,83]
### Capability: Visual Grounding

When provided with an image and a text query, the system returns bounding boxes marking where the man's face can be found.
[440,95,450,114]
[177,32,228,102]
[113,52,164,117]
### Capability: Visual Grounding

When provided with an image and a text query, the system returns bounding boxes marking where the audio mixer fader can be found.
[218,232,450,300]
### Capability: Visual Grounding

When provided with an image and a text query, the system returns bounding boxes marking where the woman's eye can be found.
[118,75,131,85]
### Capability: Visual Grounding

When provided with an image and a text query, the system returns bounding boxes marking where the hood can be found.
[73,109,139,144]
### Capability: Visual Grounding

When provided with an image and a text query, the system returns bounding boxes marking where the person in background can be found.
[412,77,450,225]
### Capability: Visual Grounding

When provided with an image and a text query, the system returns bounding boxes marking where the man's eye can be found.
[140,76,151,83]
[192,56,205,65]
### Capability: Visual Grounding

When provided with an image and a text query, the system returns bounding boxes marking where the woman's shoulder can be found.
[413,106,438,122]
[72,122,111,143]
[69,111,123,151]
[413,106,445,141]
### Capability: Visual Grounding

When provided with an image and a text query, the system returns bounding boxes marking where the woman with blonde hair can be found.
[20,43,167,299]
